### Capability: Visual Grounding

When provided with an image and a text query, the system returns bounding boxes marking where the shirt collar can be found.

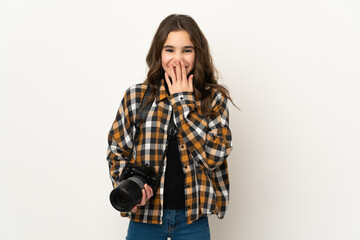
[155,78,169,103]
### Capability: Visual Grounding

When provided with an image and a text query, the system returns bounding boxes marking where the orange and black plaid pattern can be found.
[107,78,232,224]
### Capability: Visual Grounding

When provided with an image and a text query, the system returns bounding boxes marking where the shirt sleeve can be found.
[106,87,136,188]
[168,90,232,171]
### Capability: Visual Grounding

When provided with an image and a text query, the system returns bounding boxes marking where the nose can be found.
[173,52,183,62]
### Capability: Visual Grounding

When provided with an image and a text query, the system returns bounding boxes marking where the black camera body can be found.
[109,163,160,212]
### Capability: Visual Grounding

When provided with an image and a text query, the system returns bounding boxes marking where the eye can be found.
[165,49,173,53]
[184,49,193,53]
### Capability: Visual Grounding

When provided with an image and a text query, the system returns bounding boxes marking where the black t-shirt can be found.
[163,81,185,209]
[163,134,186,209]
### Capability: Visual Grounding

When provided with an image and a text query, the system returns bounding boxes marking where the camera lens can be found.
[110,176,145,212]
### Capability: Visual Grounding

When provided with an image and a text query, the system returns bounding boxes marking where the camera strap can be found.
[129,85,153,161]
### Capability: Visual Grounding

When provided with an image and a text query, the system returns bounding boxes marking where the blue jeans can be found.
[126,209,211,240]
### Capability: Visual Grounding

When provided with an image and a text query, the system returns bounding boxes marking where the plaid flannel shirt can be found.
[106,78,232,224]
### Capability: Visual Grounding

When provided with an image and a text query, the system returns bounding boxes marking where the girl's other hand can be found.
[130,184,153,213]
[165,59,194,95]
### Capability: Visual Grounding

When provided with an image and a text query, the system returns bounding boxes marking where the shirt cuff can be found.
[169,91,196,109]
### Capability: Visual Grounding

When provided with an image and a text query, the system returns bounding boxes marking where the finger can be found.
[140,189,146,205]
[164,72,173,94]
[131,206,137,213]
[145,184,153,199]
[181,59,187,82]
[143,188,147,204]
[170,61,177,83]
[143,184,148,199]
[166,62,173,79]
[175,60,182,82]
[188,74,194,91]
[144,184,151,200]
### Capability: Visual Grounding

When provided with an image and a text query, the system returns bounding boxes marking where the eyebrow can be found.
[163,45,195,49]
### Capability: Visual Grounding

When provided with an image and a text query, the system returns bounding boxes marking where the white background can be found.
[1,0,359,239]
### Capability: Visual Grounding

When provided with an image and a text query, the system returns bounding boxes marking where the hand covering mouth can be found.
[171,66,188,70]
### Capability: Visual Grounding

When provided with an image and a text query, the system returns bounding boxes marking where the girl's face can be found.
[161,30,195,77]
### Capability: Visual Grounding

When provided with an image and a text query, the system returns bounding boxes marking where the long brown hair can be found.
[144,14,238,118]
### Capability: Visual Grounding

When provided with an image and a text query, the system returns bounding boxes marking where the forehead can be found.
[164,30,193,46]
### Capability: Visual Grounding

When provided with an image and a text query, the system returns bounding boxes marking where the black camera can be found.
[109,163,160,212]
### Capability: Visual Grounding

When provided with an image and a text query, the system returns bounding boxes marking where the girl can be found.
[107,14,236,240]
